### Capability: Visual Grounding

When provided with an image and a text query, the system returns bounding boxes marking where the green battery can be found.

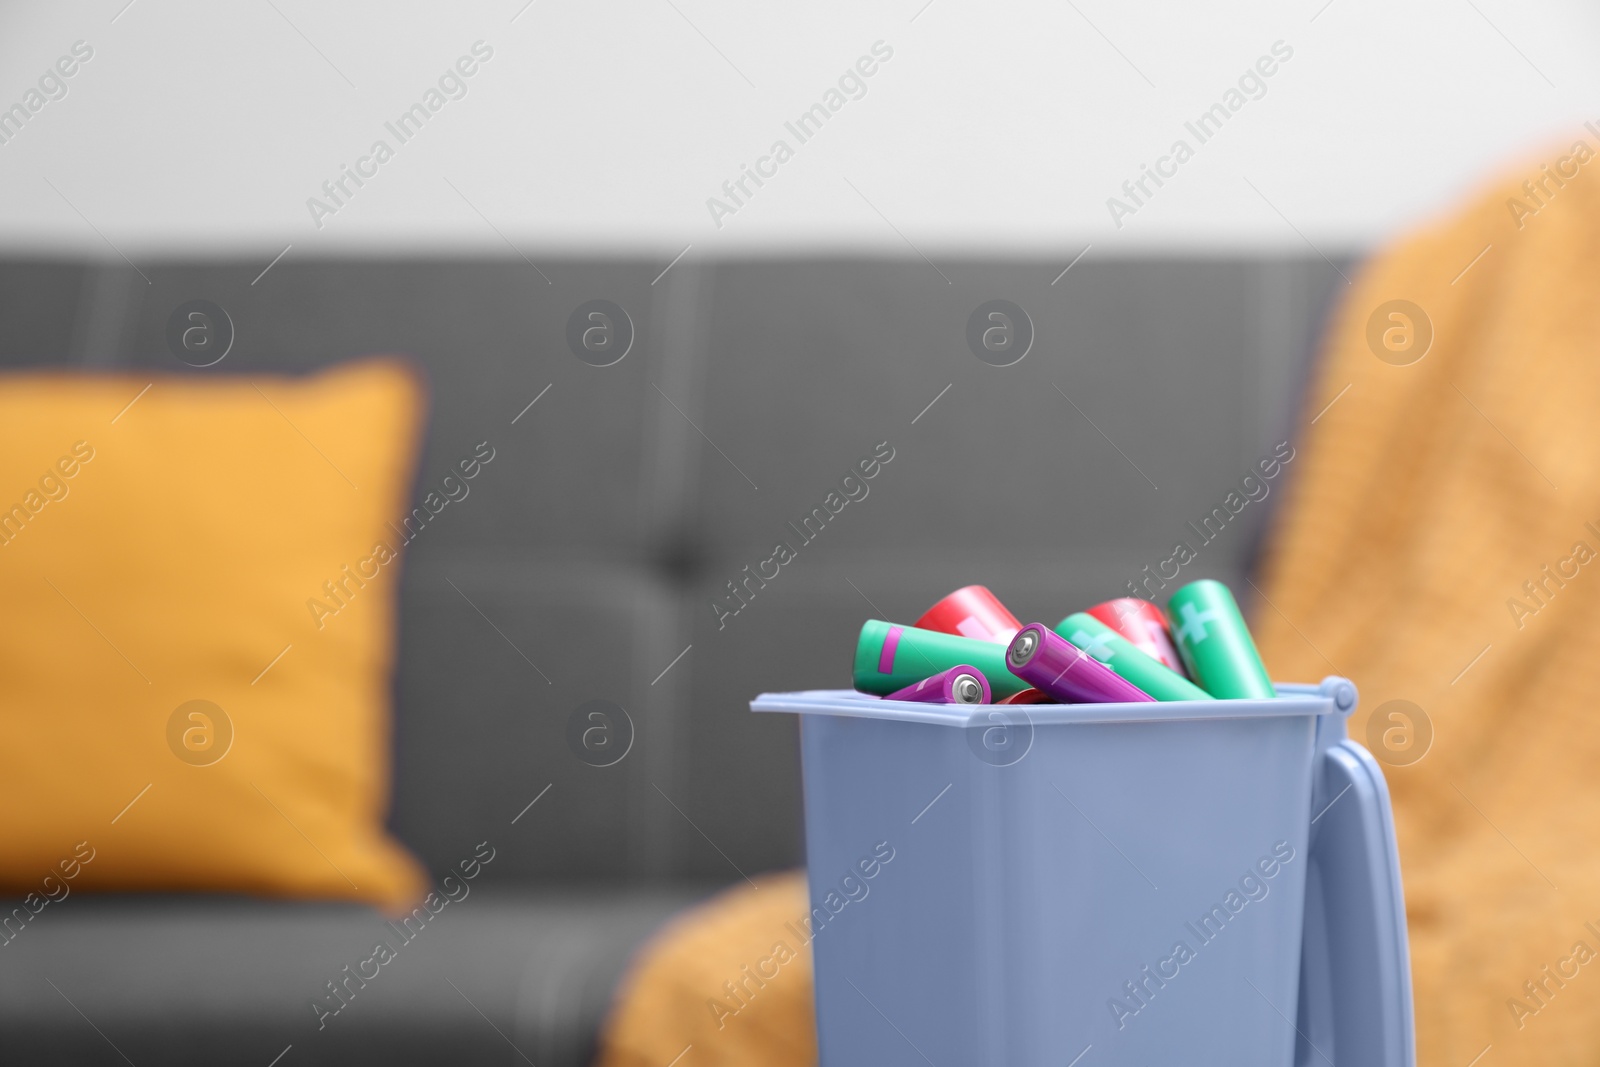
[1165,580,1276,699]
[1053,613,1212,702]
[853,620,1028,700]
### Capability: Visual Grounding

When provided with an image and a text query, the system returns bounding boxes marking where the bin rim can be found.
[751,677,1356,727]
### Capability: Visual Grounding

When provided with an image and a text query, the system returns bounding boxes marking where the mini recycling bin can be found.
[750,677,1413,1067]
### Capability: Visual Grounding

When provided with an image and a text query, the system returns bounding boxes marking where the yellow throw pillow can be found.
[0,358,427,911]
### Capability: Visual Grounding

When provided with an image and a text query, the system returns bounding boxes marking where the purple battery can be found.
[1005,623,1155,704]
[886,665,991,705]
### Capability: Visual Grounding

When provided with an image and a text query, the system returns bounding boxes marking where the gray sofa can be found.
[0,254,1345,1064]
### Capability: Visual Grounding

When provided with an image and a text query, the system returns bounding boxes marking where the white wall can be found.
[0,0,1595,260]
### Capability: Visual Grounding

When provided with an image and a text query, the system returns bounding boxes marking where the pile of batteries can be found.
[853,579,1276,705]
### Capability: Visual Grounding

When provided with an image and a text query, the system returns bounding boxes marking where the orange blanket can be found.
[597,143,1600,1066]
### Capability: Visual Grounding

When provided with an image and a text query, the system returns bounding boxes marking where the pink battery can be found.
[1086,597,1188,675]
[914,585,1022,645]
[885,665,991,705]
[1005,624,1155,704]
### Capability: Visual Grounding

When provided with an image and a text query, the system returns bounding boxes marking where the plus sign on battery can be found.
[1176,602,1222,645]
[1070,629,1116,662]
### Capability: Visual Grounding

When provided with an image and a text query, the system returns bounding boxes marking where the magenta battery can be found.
[886,665,991,705]
[914,585,1022,645]
[1086,596,1188,675]
[1004,623,1155,704]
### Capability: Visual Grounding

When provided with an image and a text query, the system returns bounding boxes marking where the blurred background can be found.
[2,1,1597,1065]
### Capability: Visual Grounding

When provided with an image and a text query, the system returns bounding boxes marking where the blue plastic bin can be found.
[751,676,1413,1067]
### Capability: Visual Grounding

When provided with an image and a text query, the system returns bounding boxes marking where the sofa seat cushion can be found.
[0,887,706,1066]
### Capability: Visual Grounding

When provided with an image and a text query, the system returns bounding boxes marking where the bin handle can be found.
[1294,677,1415,1067]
